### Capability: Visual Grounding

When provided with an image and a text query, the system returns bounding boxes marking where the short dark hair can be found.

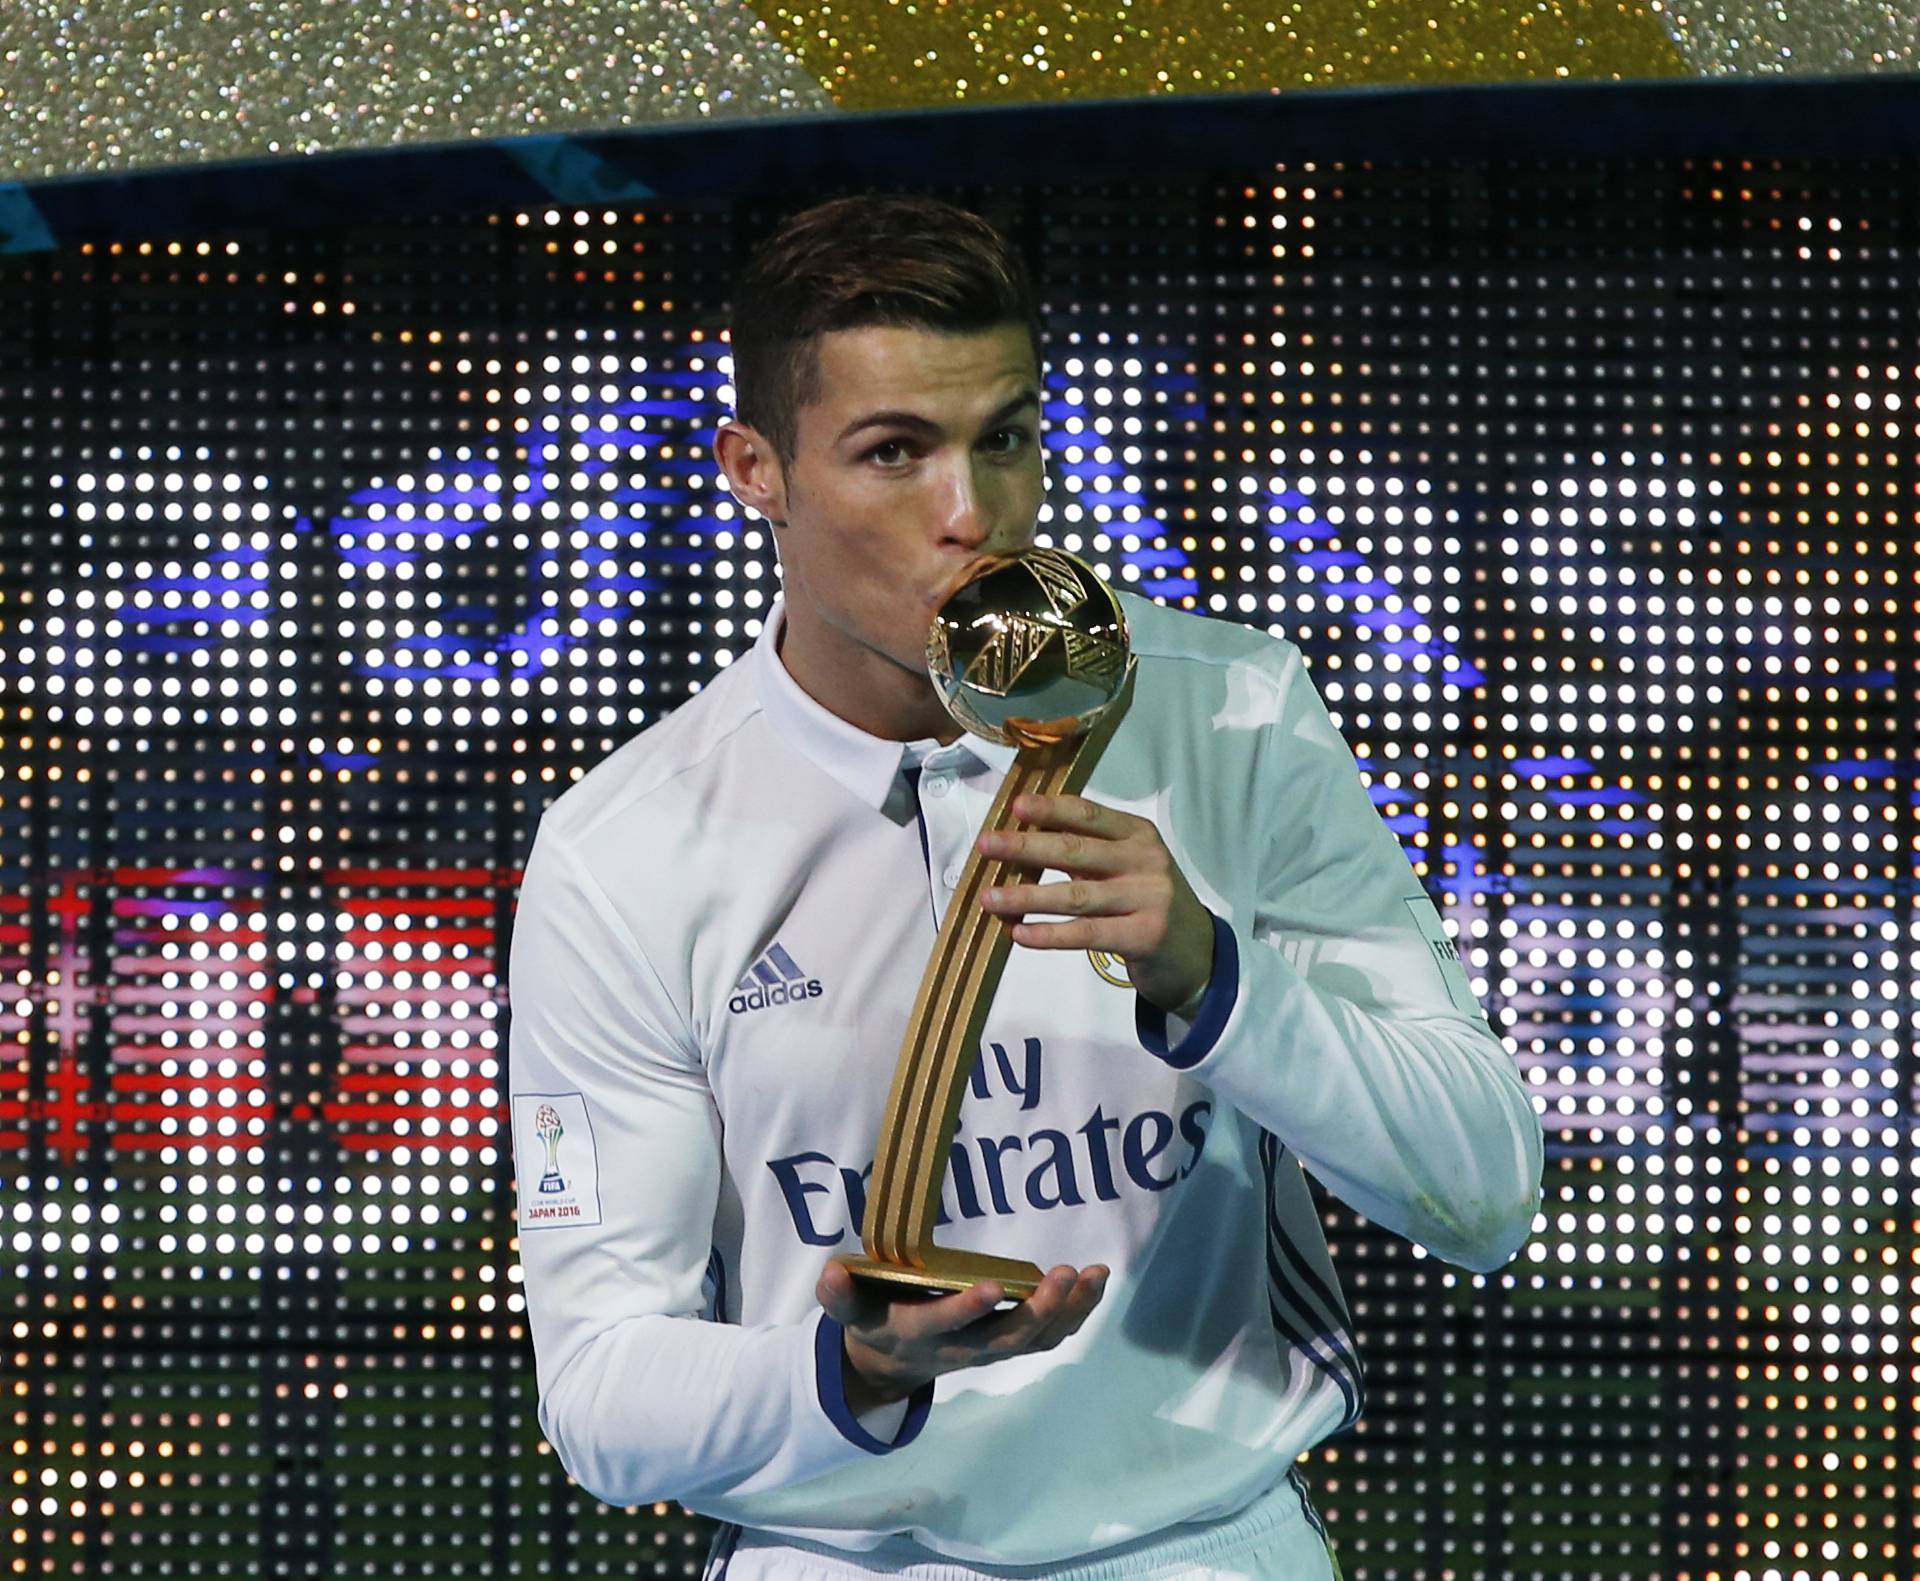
[725,193,1044,475]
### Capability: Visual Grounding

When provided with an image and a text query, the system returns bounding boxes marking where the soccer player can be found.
[507,192,1545,1580]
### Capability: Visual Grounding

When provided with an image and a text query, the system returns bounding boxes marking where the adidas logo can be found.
[729,941,826,1015]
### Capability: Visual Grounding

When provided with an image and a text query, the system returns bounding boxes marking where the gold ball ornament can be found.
[925,546,1136,748]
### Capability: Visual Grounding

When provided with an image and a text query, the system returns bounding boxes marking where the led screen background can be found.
[3,161,1916,1578]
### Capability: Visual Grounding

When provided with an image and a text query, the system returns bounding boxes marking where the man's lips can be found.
[931,552,1020,610]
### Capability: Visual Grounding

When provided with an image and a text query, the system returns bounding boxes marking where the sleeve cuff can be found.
[1136,908,1239,1070]
[814,1312,934,1453]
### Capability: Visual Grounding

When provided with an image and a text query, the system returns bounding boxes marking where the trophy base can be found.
[833,1249,1045,1304]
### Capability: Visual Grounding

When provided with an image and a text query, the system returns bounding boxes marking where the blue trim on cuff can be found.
[1136,909,1239,1070]
[814,1312,934,1453]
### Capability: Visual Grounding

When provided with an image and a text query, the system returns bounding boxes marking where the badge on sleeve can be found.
[1402,894,1485,1020]
[512,1090,603,1230]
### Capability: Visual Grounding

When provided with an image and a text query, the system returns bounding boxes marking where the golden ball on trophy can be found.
[926,546,1134,748]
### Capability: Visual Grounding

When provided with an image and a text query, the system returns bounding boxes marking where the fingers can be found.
[920,1277,1011,1337]
[817,1259,900,1331]
[984,1264,1109,1354]
[980,877,1141,921]
[820,1260,1002,1336]
[1035,1264,1109,1347]
[819,1257,1110,1369]
[815,1260,861,1325]
[977,827,1127,875]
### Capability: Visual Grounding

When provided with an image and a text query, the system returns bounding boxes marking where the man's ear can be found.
[713,420,789,527]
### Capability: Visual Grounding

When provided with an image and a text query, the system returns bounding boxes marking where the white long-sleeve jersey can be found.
[506,586,1544,1567]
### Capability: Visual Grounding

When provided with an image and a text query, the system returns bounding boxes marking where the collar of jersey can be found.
[753,595,1020,809]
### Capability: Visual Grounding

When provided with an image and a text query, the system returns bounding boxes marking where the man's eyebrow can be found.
[835,388,1040,447]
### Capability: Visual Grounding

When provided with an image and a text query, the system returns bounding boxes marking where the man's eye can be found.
[866,429,1031,467]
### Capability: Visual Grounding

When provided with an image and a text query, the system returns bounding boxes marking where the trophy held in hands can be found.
[832,547,1137,1304]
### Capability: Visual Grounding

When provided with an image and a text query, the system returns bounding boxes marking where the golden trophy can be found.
[831,546,1137,1304]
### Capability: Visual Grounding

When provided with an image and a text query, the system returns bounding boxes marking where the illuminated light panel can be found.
[0,170,1915,1577]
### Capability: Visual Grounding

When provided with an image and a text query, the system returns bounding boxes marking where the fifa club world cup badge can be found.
[512,1091,602,1230]
[535,1102,566,1193]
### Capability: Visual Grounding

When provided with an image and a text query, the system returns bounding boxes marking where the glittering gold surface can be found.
[750,0,1687,109]
[0,2,1913,186]
[1653,0,1916,75]
[0,0,831,183]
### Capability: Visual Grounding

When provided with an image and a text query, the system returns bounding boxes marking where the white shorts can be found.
[701,1466,1346,1581]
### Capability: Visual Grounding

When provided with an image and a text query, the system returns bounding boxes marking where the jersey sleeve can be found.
[507,821,932,1510]
[1135,640,1545,1274]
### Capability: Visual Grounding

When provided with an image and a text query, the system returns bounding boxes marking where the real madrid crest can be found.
[1087,948,1133,990]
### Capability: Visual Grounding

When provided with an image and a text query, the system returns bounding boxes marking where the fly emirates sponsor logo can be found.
[766,1036,1214,1246]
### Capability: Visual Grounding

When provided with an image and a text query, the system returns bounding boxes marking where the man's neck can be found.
[776,607,962,746]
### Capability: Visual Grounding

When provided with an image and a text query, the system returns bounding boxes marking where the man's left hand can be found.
[975,793,1215,1019]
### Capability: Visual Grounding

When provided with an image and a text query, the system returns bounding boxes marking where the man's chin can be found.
[887,637,936,681]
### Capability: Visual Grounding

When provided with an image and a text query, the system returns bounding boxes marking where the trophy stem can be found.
[834,666,1136,1303]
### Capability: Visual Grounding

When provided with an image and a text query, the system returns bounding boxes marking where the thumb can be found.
[817,1258,852,1319]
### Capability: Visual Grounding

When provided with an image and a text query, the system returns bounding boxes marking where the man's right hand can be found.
[815,1257,1111,1411]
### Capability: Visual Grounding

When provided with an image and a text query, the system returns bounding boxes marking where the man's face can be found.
[725,320,1046,686]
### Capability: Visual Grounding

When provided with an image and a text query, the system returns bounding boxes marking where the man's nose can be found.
[935,456,997,547]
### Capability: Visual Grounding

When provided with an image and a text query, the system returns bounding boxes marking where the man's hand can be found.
[974,792,1215,1018]
[816,1258,1110,1409]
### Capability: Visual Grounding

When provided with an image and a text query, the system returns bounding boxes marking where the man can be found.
[507,191,1544,1580]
